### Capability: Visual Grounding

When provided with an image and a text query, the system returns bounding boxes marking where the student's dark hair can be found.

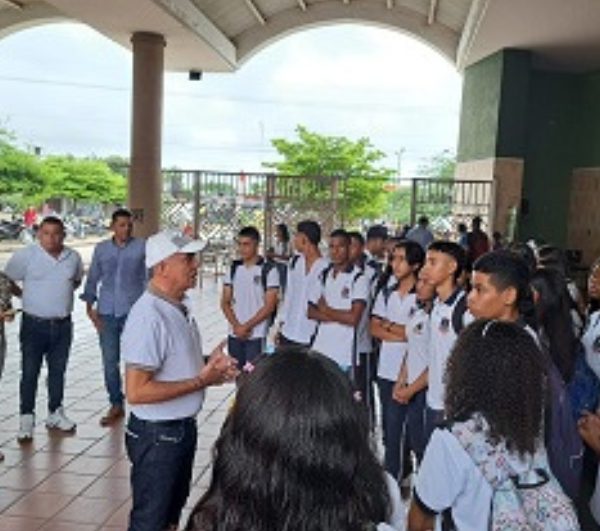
[330,228,350,245]
[427,240,466,281]
[417,215,429,226]
[275,223,290,243]
[457,222,467,233]
[530,268,577,383]
[296,220,321,246]
[238,225,261,242]
[366,224,388,241]
[473,251,535,322]
[445,320,545,456]
[186,349,390,531]
[507,242,537,274]
[40,215,65,232]
[347,230,365,246]
[536,245,569,277]
[394,239,425,270]
[111,208,132,224]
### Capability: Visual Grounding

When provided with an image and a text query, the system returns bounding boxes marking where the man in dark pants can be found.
[123,230,238,531]
[4,216,83,441]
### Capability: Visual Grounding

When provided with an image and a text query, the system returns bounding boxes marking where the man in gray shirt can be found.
[4,216,83,441]
[122,230,238,531]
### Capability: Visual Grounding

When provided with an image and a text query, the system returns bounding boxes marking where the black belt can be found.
[129,413,196,427]
[23,312,71,324]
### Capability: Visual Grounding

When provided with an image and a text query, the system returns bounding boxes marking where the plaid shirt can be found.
[0,273,12,312]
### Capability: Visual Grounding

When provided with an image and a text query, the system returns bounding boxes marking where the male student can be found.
[221,226,279,369]
[278,220,329,348]
[419,241,469,444]
[365,224,388,272]
[308,229,369,371]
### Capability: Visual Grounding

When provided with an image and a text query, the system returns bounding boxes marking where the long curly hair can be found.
[445,320,545,456]
[186,349,390,531]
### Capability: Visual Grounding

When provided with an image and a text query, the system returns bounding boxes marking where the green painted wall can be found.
[577,71,600,167]
[457,52,503,162]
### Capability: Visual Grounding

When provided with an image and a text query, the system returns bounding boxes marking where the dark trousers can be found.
[126,414,197,531]
[423,406,445,450]
[227,336,263,369]
[278,334,308,349]
[406,389,427,463]
[99,314,127,407]
[19,313,72,415]
[378,377,409,480]
[354,351,378,427]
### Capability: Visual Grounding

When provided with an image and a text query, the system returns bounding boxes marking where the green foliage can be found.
[263,126,393,222]
[416,150,456,180]
[385,184,412,224]
[40,156,126,205]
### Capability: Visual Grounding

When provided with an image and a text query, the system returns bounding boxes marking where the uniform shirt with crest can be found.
[308,264,369,368]
[223,260,279,340]
[372,286,416,381]
[426,289,473,411]
[582,310,600,380]
[406,302,431,385]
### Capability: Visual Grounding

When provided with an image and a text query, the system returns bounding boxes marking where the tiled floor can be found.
[0,280,233,530]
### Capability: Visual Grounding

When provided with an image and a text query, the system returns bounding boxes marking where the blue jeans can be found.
[423,406,445,450]
[378,377,408,480]
[19,313,72,415]
[99,314,127,407]
[227,336,263,369]
[126,414,197,531]
[406,389,427,463]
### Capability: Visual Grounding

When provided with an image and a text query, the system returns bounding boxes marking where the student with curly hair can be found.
[409,320,548,531]
[186,349,404,531]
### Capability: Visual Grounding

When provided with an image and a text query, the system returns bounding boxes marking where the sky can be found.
[0,21,462,176]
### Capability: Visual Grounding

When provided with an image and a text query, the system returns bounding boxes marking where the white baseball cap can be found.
[145,230,207,268]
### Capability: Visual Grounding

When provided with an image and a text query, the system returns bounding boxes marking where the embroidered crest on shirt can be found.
[414,322,424,334]
[253,275,261,285]
[341,286,350,299]
[594,336,600,353]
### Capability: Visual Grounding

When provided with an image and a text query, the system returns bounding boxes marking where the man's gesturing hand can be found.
[198,341,239,387]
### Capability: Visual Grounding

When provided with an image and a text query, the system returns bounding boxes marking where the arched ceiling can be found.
[1,0,600,73]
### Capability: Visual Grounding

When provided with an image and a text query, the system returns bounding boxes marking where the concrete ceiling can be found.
[0,0,599,73]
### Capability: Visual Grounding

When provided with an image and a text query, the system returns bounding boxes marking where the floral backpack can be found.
[449,415,580,531]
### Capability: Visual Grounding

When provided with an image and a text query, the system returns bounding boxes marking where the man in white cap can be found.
[122,230,238,531]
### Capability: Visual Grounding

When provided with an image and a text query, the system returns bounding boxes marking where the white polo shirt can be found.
[122,289,205,421]
[415,427,531,531]
[309,264,369,368]
[223,259,279,340]
[406,303,430,384]
[372,286,416,381]
[280,255,329,345]
[582,310,600,380]
[4,243,83,318]
[356,260,380,354]
[426,290,473,411]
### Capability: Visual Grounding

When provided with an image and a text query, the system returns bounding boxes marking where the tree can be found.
[263,126,393,222]
[416,149,456,180]
[40,156,126,205]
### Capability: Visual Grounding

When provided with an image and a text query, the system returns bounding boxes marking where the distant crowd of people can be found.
[0,210,599,531]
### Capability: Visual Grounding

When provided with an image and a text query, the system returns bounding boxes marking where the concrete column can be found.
[129,32,166,237]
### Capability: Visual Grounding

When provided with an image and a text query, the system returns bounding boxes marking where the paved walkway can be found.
[0,281,232,530]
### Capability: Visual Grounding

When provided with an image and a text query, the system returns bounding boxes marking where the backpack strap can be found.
[451,293,468,335]
[260,261,276,292]
[320,263,334,286]
[229,259,243,286]
[289,254,301,271]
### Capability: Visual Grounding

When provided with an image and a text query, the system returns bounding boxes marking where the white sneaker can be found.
[45,407,76,432]
[17,414,35,442]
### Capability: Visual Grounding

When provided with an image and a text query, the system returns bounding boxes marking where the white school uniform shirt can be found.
[415,426,531,531]
[582,310,600,380]
[223,258,279,340]
[309,264,369,368]
[4,243,83,318]
[426,290,473,411]
[406,303,431,384]
[122,289,205,421]
[355,259,380,354]
[280,255,329,345]
[372,285,416,382]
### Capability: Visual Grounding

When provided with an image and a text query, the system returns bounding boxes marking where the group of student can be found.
[217,218,600,530]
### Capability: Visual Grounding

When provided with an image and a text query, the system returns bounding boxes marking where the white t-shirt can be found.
[426,290,473,411]
[415,427,530,531]
[582,310,600,380]
[372,287,416,381]
[309,265,369,368]
[4,243,83,318]
[280,255,329,345]
[223,259,279,340]
[122,289,205,421]
[406,304,430,384]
